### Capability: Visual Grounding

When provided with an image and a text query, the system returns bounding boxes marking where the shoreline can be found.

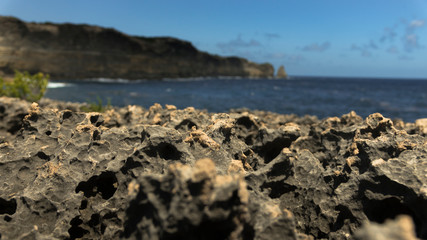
[0,96,426,239]
[42,78,427,123]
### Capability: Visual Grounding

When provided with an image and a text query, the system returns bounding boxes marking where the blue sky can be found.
[1,0,426,78]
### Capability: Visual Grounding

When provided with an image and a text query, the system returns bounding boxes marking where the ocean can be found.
[45,76,427,123]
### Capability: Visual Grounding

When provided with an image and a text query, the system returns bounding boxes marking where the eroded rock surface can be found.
[0,97,426,239]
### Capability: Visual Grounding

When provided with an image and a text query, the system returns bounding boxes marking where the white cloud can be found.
[264,53,305,65]
[409,20,425,28]
[380,26,398,42]
[301,42,331,52]
[350,41,378,57]
[403,19,425,52]
[386,46,399,54]
[217,35,262,53]
[287,54,305,62]
[403,34,420,52]
[264,53,286,59]
[265,33,281,40]
[398,55,414,61]
[373,19,425,53]
[368,40,378,49]
[406,34,417,44]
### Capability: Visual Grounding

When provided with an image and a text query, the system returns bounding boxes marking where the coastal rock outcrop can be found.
[0,16,274,79]
[0,96,426,239]
[276,65,287,79]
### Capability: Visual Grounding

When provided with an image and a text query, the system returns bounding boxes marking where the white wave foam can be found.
[83,78,154,83]
[161,76,247,82]
[47,82,72,88]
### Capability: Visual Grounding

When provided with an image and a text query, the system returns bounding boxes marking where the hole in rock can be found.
[141,131,150,141]
[236,116,256,129]
[37,151,50,161]
[4,216,12,222]
[7,114,26,134]
[0,198,17,215]
[62,111,73,120]
[102,212,118,234]
[244,136,254,146]
[0,105,5,113]
[120,157,142,174]
[45,130,52,136]
[175,119,197,131]
[68,216,89,240]
[75,172,118,200]
[144,147,157,158]
[324,174,350,189]
[144,143,182,160]
[90,115,99,124]
[101,224,106,234]
[384,146,400,159]
[158,143,181,160]
[92,130,101,141]
[79,200,88,210]
[27,113,38,122]
[189,181,205,196]
[267,159,293,178]
[332,205,357,231]
[363,197,422,237]
[261,181,297,199]
[255,138,292,164]
[371,128,383,138]
[88,213,100,227]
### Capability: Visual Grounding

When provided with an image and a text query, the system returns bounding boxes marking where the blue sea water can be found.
[45,76,427,122]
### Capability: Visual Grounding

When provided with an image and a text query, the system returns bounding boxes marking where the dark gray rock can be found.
[0,97,426,239]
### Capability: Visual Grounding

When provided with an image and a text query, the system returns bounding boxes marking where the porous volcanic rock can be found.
[0,16,274,79]
[353,215,418,240]
[0,96,426,240]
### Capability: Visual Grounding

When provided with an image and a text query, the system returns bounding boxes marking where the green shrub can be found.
[81,96,112,113]
[0,70,49,102]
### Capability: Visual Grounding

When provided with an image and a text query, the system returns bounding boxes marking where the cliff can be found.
[0,16,274,79]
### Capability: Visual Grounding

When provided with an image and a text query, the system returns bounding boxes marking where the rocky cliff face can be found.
[0,16,274,79]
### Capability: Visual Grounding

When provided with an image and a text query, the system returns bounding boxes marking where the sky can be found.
[0,0,426,79]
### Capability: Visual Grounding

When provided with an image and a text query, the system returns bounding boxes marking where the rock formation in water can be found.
[276,65,287,79]
[0,16,274,80]
[0,96,426,239]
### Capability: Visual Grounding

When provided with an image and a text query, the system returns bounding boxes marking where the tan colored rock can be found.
[415,118,427,135]
[354,215,417,240]
[276,65,288,78]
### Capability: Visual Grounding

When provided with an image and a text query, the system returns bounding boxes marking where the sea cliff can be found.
[0,16,274,80]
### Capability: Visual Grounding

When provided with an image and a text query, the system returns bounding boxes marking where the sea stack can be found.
[276,65,288,79]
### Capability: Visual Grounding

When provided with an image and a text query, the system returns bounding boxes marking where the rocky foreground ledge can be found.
[0,96,426,240]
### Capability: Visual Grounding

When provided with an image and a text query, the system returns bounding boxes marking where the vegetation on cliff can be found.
[0,70,48,102]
